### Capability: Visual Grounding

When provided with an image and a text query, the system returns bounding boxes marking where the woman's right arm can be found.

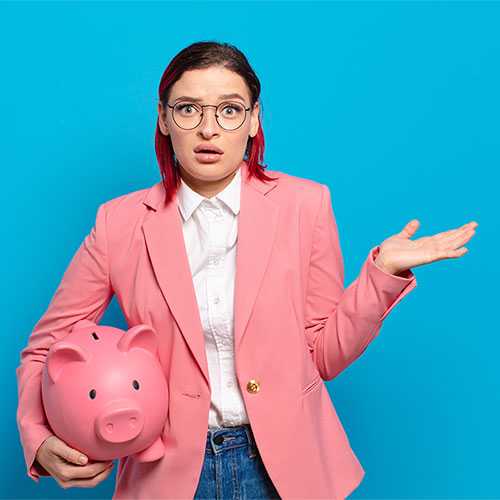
[16,202,114,483]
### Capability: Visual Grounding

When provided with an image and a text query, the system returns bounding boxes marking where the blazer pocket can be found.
[181,391,201,399]
[300,373,323,398]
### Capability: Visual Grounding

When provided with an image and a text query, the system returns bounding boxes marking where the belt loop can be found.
[243,424,254,447]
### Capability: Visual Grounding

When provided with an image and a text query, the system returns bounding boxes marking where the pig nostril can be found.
[97,409,143,443]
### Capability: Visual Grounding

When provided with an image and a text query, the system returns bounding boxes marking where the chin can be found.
[181,164,227,181]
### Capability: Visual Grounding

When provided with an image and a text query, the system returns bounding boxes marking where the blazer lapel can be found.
[234,165,280,355]
[141,161,280,390]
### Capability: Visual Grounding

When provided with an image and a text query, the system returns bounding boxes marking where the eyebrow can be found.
[172,93,247,103]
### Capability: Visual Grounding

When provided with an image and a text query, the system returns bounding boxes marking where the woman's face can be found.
[157,65,260,197]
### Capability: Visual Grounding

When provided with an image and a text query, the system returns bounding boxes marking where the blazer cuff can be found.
[365,245,417,322]
[21,425,54,482]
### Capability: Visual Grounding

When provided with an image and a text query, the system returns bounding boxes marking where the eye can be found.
[175,102,199,115]
[132,380,140,390]
[221,102,244,117]
[89,389,96,399]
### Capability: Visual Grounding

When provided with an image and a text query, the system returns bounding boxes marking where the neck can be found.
[180,167,238,198]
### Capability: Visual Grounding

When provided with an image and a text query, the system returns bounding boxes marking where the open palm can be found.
[375,219,478,275]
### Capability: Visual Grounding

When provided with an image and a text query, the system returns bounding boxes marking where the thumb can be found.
[399,219,420,238]
[56,439,88,465]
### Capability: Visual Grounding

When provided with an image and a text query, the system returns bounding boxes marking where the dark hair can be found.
[155,40,277,206]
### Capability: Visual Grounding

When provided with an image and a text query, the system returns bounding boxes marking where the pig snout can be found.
[95,399,144,443]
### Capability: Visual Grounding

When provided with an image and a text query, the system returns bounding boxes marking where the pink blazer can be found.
[16,160,417,499]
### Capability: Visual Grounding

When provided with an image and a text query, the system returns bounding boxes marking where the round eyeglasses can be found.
[166,101,251,131]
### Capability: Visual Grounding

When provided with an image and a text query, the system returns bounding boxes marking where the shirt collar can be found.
[177,166,241,222]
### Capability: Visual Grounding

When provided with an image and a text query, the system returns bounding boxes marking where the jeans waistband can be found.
[205,424,255,454]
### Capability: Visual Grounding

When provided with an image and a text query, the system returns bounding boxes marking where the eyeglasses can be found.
[166,100,251,131]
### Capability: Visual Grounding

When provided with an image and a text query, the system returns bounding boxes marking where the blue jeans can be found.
[194,424,281,499]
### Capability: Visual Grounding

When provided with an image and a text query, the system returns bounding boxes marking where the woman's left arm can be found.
[303,183,478,382]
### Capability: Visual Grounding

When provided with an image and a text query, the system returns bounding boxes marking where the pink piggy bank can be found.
[41,319,168,463]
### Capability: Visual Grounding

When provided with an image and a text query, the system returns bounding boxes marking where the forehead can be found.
[169,66,250,102]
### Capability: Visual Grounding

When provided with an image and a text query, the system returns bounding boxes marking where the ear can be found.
[46,342,90,384]
[249,100,260,138]
[117,323,159,359]
[157,101,169,136]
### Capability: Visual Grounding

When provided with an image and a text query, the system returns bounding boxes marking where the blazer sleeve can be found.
[304,184,417,381]
[15,203,114,482]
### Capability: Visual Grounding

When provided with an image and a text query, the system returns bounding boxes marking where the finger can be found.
[432,227,463,240]
[443,227,476,249]
[57,462,114,489]
[399,219,420,238]
[418,249,455,266]
[58,460,115,481]
[54,440,88,466]
[434,222,477,241]
[441,247,469,259]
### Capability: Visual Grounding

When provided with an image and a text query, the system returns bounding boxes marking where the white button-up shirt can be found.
[176,166,249,430]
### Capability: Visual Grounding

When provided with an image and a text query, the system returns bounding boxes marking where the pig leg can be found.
[133,435,165,462]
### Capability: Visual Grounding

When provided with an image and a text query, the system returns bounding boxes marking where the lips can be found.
[194,152,223,164]
[194,144,224,154]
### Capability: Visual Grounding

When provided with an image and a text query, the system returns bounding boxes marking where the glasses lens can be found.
[173,102,202,129]
[217,101,247,130]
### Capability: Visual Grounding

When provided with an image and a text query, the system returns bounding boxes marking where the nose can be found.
[198,106,220,137]
[95,400,144,444]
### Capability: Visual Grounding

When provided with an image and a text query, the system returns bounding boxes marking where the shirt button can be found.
[227,381,233,388]
[214,297,220,304]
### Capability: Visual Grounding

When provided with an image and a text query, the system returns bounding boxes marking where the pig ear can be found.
[46,342,90,384]
[117,324,158,358]
[72,319,97,331]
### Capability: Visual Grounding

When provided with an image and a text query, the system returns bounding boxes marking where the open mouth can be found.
[194,143,224,155]
[193,150,223,163]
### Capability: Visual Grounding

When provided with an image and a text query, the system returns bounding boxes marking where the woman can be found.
[16,41,477,499]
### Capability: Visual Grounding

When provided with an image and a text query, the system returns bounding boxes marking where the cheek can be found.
[169,132,192,155]
[226,131,250,155]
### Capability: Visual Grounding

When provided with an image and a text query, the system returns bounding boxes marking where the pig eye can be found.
[132,380,140,390]
[89,389,96,399]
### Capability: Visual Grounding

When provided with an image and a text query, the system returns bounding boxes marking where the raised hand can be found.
[373,219,478,276]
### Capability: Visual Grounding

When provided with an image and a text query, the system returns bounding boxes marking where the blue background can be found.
[3,1,497,498]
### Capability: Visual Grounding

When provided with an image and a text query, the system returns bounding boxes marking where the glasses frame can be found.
[166,101,252,131]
